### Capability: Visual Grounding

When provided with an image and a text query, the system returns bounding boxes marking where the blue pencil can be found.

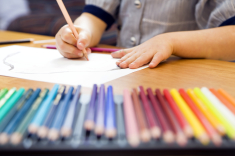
[84,84,97,131]
[105,86,116,138]
[0,89,33,133]
[61,85,81,137]
[28,84,59,134]
[37,86,66,138]
[95,84,105,135]
[0,89,41,145]
[48,86,74,141]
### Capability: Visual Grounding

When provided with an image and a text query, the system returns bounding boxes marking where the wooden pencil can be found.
[148,88,174,143]
[123,89,140,147]
[163,89,193,138]
[170,89,209,145]
[210,89,235,116]
[132,88,151,142]
[179,89,221,146]
[218,89,235,108]
[155,89,187,145]
[187,89,225,135]
[139,86,161,139]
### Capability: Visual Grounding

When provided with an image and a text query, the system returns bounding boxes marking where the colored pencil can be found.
[0,88,24,123]
[37,86,66,138]
[163,89,193,138]
[170,89,209,145]
[194,88,235,139]
[84,84,97,131]
[42,45,120,53]
[0,88,8,101]
[116,101,126,146]
[94,84,106,135]
[210,89,235,116]
[148,88,174,143]
[11,89,49,145]
[179,89,221,146]
[155,89,186,145]
[56,0,88,60]
[0,38,34,45]
[162,94,187,146]
[201,87,235,138]
[123,89,140,147]
[28,84,59,134]
[48,86,74,141]
[61,85,82,137]
[0,88,41,145]
[187,89,225,135]
[72,101,87,146]
[0,89,33,133]
[0,88,16,111]
[218,89,235,108]
[139,86,161,139]
[132,88,151,142]
[105,86,116,138]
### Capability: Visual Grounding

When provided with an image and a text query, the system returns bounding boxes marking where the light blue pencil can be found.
[28,84,59,134]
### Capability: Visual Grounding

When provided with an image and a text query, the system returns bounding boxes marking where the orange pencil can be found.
[218,89,235,108]
[210,89,235,116]
[179,89,221,146]
[56,0,89,60]
[187,89,225,135]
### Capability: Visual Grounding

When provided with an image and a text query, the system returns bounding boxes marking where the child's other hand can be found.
[55,25,91,59]
[111,34,173,69]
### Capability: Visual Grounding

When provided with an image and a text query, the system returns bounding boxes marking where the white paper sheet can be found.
[0,46,147,88]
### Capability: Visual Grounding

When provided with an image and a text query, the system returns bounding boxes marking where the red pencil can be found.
[155,89,187,146]
[163,89,193,138]
[139,86,161,139]
[179,89,221,146]
[147,88,174,143]
[210,88,235,116]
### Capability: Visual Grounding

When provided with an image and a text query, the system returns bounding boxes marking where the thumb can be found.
[76,30,90,50]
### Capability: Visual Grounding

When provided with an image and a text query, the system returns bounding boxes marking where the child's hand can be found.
[55,25,92,59]
[111,34,173,69]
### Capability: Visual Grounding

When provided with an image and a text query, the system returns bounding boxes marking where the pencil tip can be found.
[163,131,175,143]
[0,133,9,145]
[11,133,22,145]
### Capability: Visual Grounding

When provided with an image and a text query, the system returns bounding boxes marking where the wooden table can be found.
[1,30,235,97]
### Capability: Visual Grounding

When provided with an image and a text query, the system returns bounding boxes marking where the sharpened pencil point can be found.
[28,124,39,134]
[48,129,60,141]
[140,130,151,143]
[176,133,187,147]
[105,129,116,138]
[61,127,72,138]
[128,136,140,147]
[84,121,94,131]
[37,126,49,139]
[163,131,175,143]
[184,126,193,138]
[11,133,22,145]
[0,133,9,145]
[151,127,161,139]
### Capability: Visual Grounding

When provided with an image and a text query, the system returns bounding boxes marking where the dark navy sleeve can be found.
[83,5,115,30]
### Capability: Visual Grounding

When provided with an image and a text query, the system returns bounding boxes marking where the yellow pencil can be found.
[170,89,209,145]
[194,88,235,139]
[187,89,225,135]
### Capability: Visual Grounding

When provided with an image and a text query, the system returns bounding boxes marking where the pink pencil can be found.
[42,45,120,53]
[56,0,89,60]
[123,89,140,147]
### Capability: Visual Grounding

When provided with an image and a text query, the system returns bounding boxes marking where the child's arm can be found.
[55,13,106,59]
[112,26,235,69]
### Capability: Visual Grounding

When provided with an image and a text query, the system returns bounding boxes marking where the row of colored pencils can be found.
[0,85,235,148]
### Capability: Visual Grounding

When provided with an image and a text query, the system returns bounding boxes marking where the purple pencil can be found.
[95,84,106,135]
[84,84,97,131]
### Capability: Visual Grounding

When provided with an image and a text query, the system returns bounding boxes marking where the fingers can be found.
[111,48,133,58]
[118,51,141,68]
[56,35,83,59]
[60,26,77,46]
[149,51,168,68]
[128,53,152,69]
[77,30,91,50]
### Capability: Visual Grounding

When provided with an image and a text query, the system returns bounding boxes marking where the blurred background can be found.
[0,0,117,45]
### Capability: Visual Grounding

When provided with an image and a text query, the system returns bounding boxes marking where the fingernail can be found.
[121,62,127,67]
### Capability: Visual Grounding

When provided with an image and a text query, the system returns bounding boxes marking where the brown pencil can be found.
[147,88,174,143]
[155,89,187,146]
[132,88,151,142]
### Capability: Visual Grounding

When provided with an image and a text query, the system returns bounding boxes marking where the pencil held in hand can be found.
[56,0,89,61]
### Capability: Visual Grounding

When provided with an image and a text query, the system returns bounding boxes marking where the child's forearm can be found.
[74,13,107,47]
[165,26,235,60]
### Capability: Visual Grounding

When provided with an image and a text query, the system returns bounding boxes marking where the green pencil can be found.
[0,88,25,122]
[0,88,8,101]
[0,88,16,109]
[10,88,49,145]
